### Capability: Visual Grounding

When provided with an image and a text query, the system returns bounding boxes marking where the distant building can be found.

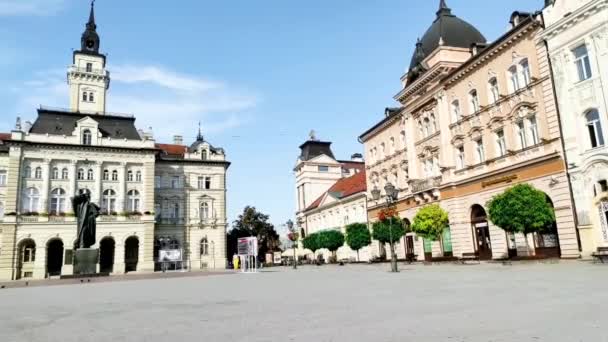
[542,0,608,256]
[0,3,229,281]
[294,138,371,260]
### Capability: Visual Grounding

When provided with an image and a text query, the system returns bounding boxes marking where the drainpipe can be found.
[540,12,582,252]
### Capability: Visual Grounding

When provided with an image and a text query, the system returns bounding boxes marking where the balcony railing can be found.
[410,176,443,194]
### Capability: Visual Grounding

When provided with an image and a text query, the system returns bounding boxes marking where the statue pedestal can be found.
[74,248,99,275]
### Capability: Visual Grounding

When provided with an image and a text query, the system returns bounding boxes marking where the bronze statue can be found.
[72,193,100,249]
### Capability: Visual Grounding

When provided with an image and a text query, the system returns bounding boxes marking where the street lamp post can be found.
[372,182,399,273]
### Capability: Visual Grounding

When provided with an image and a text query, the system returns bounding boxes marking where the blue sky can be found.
[0,0,541,232]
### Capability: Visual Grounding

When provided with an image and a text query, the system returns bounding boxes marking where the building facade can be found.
[0,4,229,281]
[360,1,579,261]
[541,0,608,256]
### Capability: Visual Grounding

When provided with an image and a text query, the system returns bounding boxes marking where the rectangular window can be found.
[599,180,608,193]
[198,176,204,190]
[318,166,329,172]
[171,176,180,189]
[496,130,506,157]
[205,177,211,189]
[573,44,593,82]
[86,63,93,72]
[0,170,6,186]
[475,139,485,163]
[521,60,531,86]
[529,116,539,145]
[517,121,527,149]
[456,146,465,169]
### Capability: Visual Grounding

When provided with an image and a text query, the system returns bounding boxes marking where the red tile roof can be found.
[0,133,11,141]
[305,171,367,211]
[156,143,187,156]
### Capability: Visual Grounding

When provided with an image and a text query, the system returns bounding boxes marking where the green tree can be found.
[345,223,372,261]
[487,183,555,255]
[228,206,280,261]
[372,217,406,267]
[318,230,345,263]
[302,232,321,257]
[411,204,449,254]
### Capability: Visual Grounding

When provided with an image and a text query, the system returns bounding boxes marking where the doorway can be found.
[99,237,115,274]
[534,195,561,258]
[125,236,139,273]
[471,204,492,260]
[46,239,64,277]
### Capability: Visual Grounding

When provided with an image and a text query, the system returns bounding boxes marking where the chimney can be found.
[351,153,364,162]
[173,135,183,145]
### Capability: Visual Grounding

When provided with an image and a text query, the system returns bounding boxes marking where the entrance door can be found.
[125,237,139,273]
[47,239,64,277]
[471,205,492,260]
[474,222,493,260]
[99,238,115,274]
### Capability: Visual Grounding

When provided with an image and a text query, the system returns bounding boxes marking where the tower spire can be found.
[436,0,452,17]
[87,0,96,30]
[197,122,204,141]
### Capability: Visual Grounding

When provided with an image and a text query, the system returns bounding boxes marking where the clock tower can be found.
[67,1,110,114]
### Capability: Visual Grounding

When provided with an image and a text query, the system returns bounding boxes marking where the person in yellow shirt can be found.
[233,255,240,270]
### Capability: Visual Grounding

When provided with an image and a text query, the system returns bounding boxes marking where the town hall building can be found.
[0,3,230,280]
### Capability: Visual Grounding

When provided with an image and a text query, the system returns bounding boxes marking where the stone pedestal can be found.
[74,248,99,275]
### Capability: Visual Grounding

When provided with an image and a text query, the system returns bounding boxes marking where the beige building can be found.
[0,4,229,281]
[360,2,579,261]
[541,0,608,257]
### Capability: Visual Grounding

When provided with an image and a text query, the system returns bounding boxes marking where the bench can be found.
[460,252,480,264]
[592,247,608,264]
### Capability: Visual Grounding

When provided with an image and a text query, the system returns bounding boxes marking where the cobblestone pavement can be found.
[0,262,606,342]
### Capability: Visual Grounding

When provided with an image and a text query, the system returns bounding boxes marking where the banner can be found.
[158,249,182,262]
[237,237,258,256]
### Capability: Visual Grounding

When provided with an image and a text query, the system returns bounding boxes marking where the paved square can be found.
[0,262,607,342]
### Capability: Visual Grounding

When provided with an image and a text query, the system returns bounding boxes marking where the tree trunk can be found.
[524,233,533,256]
[439,234,445,256]
[356,249,360,262]
[390,242,398,273]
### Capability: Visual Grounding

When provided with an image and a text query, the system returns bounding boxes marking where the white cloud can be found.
[0,0,68,16]
[111,65,221,93]
[8,64,258,141]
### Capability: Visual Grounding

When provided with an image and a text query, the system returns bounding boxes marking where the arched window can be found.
[82,129,92,145]
[489,78,499,104]
[127,171,133,182]
[135,171,142,182]
[82,92,88,102]
[34,167,42,179]
[87,169,94,180]
[430,114,437,132]
[21,187,40,213]
[520,59,531,86]
[380,143,386,158]
[586,109,605,148]
[200,237,209,256]
[77,168,85,180]
[469,90,479,114]
[201,150,208,160]
[127,190,140,212]
[103,169,109,180]
[61,168,68,179]
[509,66,520,92]
[24,166,31,179]
[89,92,95,102]
[451,100,461,122]
[50,188,66,214]
[51,167,59,180]
[400,131,406,149]
[112,170,118,181]
[101,189,116,214]
[389,137,395,154]
[200,202,210,220]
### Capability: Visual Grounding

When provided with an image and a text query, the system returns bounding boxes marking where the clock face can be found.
[86,39,96,50]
